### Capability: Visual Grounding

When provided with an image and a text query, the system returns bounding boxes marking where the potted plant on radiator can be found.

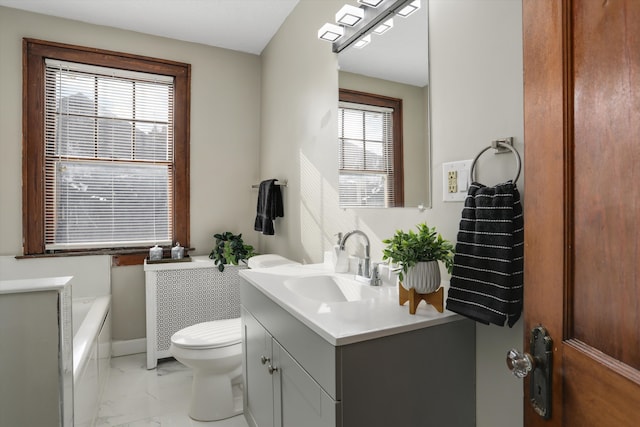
[382,223,454,294]
[209,231,256,272]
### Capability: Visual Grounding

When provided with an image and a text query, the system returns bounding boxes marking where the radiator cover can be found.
[144,257,243,369]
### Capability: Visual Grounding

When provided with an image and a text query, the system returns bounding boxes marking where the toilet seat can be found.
[171,318,241,350]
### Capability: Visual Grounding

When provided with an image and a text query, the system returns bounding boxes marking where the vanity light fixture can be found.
[318,22,345,42]
[353,34,371,49]
[372,18,394,35]
[335,4,365,27]
[320,0,418,51]
[357,0,385,7]
[397,0,420,17]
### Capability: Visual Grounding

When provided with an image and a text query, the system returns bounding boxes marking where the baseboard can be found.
[111,338,146,357]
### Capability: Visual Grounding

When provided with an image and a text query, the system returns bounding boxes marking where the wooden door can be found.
[523,0,640,426]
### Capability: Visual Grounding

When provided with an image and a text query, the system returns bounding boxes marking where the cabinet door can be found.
[243,309,275,427]
[273,341,338,427]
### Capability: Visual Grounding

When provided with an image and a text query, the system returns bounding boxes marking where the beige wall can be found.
[0,6,262,340]
[429,3,525,425]
[261,0,524,426]
[2,1,525,425]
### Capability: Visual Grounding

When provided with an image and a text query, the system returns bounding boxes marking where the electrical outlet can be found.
[443,160,473,202]
[448,171,458,193]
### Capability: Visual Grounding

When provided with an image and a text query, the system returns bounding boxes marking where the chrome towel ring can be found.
[470,139,521,183]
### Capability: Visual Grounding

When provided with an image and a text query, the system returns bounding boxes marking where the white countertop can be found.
[239,264,463,346]
[0,276,73,294]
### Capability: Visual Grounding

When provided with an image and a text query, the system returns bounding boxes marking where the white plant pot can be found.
[403,261,441,293]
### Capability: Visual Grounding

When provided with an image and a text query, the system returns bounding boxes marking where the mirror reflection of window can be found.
[338,89,403,208]
[337,2,429,208]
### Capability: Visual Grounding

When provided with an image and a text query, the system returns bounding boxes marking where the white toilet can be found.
[170,317,243,421]
[169,254,298,421]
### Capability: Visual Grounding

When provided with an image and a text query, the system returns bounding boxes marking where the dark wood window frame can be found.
[22,39,191,265]
[338,88,404,207]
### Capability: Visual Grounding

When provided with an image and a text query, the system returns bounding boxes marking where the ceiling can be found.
[0,0,300,55]
[0,0,427,87]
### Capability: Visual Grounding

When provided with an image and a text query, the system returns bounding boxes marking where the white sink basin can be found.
[284,275,378,303]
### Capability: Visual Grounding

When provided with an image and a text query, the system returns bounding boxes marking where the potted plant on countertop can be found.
[209,231,256,272]
[382,223,454,294]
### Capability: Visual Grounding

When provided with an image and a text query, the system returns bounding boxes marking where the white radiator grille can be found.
[154,266,242,353]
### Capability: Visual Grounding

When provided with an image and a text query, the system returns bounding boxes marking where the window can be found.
[23,39,190,258]
[338,89,403,207]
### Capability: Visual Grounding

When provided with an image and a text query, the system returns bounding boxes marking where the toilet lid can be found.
[171,318,241,349]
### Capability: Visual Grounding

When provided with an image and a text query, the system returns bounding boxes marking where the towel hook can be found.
[470,138,521,183]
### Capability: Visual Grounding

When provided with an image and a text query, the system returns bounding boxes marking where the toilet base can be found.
[189,368,243,421]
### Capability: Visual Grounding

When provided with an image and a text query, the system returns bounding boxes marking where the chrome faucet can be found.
[339,230,371,280]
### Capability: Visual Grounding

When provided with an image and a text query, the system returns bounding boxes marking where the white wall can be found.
[261,0,524,425]
[0,6,262,340]
[429,3,525,425]
[0,255,110,298]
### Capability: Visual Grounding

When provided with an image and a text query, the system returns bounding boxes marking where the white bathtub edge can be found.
[73,295,111,383]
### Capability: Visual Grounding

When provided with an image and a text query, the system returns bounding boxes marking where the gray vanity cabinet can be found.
[243,309,274,427]
[240,277,475,427]
[243,308,338,427]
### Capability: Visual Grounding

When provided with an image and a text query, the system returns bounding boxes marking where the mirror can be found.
[337,2,430,208]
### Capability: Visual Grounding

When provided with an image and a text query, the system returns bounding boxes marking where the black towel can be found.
[446,181,523,327]
[254,179,284,236]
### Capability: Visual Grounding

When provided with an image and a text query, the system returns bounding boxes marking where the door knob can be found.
[267,364,278,374]
[506,325,553,419]
[260,355,270,365]
[506,348,535,378]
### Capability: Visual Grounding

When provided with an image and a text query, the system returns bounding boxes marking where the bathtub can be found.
[73,296,112,427]
[0,255,112,426]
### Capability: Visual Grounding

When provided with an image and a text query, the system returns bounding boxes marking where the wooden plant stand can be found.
[399,283,444,314]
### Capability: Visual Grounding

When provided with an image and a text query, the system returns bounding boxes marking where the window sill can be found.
[17,247,194,267]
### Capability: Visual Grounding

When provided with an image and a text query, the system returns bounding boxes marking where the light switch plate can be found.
[442,160,473,202]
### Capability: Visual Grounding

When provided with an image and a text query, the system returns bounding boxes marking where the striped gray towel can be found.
[446,181,523,327]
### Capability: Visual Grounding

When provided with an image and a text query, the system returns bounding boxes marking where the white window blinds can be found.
[338,101,395,208]
[44,59,175,250]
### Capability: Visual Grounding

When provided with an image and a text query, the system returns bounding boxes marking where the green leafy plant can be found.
[209,232,256,272]
[382,223,454,281]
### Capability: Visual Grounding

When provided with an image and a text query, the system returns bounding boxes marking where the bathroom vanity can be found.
[239,265,475,427]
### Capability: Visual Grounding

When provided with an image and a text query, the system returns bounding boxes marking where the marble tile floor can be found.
[95,353,249,427]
